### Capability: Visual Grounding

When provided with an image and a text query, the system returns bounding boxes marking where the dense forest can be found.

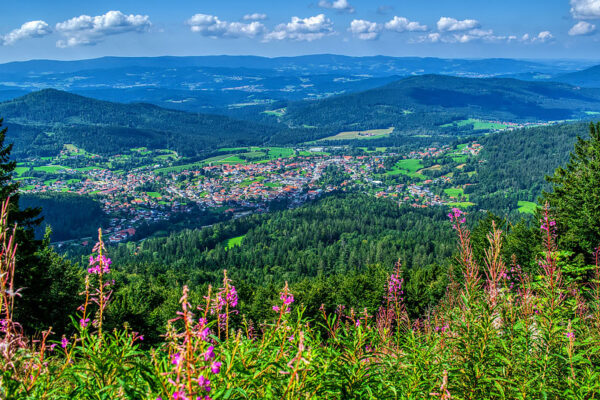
[464,122,589,212]
[281,75,600,134]
[19,193,107,242]
[0,90,282,157]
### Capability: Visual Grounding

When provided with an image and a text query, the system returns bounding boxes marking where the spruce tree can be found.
[0,117,82,333]
[543,122,600,255]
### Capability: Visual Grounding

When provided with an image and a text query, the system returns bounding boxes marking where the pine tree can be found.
[0,117,82,333]
[543,122,600,255]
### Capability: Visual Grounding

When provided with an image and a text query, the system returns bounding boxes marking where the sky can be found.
[0,0,599,63]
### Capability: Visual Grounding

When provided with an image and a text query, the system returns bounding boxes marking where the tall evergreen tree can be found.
[543,122,600,255]
[0,117,82,334]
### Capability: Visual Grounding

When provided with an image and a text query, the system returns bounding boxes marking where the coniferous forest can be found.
[2,107,600,397]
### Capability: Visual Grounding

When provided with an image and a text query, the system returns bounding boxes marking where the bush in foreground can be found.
[1,199,600,399]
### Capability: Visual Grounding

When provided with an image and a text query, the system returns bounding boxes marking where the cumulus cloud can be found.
[570,0,600,19]
[437,17,480,32]
[569,21,597,35]
[384,16,427,32]
[349,19,381,40]
[187,14,265,38]
[413,28,515,44]
[55,10,151,47]
[520,31,554,43]
[242,13,267,21]
[534,31,554,42]
[318,0,354,13]
[264,14,334,41]
[2,20,52,45]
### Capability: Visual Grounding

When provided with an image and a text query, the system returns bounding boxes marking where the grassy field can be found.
[385,159,424,178]
[446,201,475,208]
[147,192,162,199]
[442,119,509,131]
[319,127,394,141]
[225,235,246,250]
[14,166,29,176]
[262,108,286,117]
[34,165,67,173]
[518,201,538,214]
[444,188,469,200]
[268,147,295,158]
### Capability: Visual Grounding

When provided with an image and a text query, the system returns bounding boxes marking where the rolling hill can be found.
[553,64,600,88]
[0,89,280,157]
[281,75,600,135]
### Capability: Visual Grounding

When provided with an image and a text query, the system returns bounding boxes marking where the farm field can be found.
[518,200,537,214]
[446,201,475,208]
[225,234,246,250]
[444,187,469,200]
[442,118,510,131]
[319,127,394,141]
[384,159,424,178]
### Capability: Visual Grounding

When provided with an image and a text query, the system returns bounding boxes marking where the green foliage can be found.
[20,193,107,241]
[544,122,600,254]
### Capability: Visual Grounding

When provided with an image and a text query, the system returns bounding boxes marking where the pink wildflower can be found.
[210,361,222,374]
[203,346,215,361]
[171,352,182,366]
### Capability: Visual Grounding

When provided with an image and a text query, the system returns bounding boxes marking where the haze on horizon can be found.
[1,0,600,63]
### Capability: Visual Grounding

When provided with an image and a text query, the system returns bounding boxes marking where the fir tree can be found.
[0,117,82,333]
[543,122,600,255]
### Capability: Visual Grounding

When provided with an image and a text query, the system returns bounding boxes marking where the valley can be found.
[17,140,486,245]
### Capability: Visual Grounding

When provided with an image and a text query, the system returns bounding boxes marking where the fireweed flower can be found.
[79,318,90,328]
[274,283,294,314]
[61,337,69,349]
[87,255,112,274]
[210,361,222,374]
[203,346,215,361]
[448,207,466,227]
[171,352,182,366]
[197,375,211,392]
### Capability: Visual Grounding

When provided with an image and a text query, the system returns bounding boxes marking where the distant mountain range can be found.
[281,74,600,133]
[553,65,600,88]
[2,61,600,157]
[1,55,599,116]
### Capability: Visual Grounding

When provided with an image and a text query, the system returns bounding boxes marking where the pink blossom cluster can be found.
[273,289,294,313]
[386,272,404,302]
[540,214,557,234]
[448,207,466,225]
[87,254,111,274]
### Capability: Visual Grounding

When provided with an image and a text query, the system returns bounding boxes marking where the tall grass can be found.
[1,201,599,399]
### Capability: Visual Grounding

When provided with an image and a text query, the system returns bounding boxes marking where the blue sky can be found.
[0,0,599,62]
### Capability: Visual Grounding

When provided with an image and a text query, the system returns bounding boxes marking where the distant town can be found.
[16,140,484,245]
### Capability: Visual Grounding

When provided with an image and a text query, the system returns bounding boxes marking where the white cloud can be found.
[569,21,597,35]
[349,19,381,40]
[437,17,480,32]
[264,14,334,41]
[187,14,265,38]
[384,16,427,32]
[2,20,52,45]
[520,31,554,43]
[425,33,441,43]
[318,0,355,13]
[55,10,151,47]
[414,28,513,44]
[570,0,600,19]
[533,31,554,42]
[242,13,267,21]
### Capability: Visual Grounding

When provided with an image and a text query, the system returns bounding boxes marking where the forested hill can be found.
[554,64,600,88]
[281,75,600,133]
[465,122,589,212]
[0,89,280,157]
